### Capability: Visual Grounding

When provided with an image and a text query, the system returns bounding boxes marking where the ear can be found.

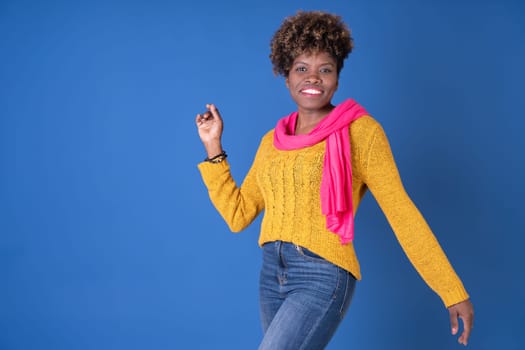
[285,77,289,89]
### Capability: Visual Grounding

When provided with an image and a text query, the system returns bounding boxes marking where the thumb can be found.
[449,309,459,335]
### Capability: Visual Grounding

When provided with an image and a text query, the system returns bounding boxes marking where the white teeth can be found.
[302,89,321,94]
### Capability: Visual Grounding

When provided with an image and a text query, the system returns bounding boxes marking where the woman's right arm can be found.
[195,104,265,232]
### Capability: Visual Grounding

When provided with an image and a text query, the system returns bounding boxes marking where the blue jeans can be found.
[258,241,356,350]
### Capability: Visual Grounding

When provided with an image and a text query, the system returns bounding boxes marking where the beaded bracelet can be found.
[204,150,227,163]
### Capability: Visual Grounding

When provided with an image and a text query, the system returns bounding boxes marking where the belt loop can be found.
[274,240,281,258]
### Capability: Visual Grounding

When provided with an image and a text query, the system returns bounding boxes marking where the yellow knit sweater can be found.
[198,115,469,307]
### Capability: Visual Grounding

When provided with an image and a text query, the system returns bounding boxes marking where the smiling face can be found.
[285,51,339,117]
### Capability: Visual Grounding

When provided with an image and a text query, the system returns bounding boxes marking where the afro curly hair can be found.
[269,11,354,77]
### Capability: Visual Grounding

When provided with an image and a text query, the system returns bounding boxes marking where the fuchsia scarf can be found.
[273,99,368,244]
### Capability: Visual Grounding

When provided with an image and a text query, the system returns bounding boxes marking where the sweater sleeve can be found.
[197,142,265,233]
[363,123,469,307]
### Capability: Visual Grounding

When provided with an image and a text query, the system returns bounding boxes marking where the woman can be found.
[195,10,474,349]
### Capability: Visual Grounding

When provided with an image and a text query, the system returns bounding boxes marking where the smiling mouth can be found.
[300,88,322,95]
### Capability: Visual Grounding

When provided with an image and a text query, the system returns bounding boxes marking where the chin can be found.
[298,99,331,110]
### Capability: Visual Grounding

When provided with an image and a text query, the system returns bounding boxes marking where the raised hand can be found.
[195,103,224,158]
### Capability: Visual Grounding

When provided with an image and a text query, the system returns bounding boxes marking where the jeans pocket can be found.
[294,245,329,264]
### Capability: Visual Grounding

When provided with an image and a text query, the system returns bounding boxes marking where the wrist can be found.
[204,150,227,163]
[203,142,222,158]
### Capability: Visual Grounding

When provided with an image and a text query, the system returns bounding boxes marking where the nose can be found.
[305,73,321,84]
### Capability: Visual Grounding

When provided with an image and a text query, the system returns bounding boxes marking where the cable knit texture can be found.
[274,98,369,244]
[198,115,469,307]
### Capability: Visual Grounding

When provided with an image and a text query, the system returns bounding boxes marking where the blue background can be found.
[1,0,524,349]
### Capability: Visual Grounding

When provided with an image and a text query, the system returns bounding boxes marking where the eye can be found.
[295,66,307,72]
[320,67,333,73]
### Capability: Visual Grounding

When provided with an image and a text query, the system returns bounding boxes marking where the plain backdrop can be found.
[1,0,524,349]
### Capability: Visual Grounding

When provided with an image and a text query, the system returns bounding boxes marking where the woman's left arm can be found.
[363,122,474,345]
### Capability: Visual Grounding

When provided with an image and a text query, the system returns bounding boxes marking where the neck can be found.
[295,104,334,135]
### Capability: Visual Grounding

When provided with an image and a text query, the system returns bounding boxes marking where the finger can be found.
[196,113,206,125]
[206,103,222,121]
[449,309,459,335]
[458,314,473,345]
[196,111,212,124]
[458,330,469,346]
[458,328,469,345]
[196,113,209,126]
[202,111,213,120]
